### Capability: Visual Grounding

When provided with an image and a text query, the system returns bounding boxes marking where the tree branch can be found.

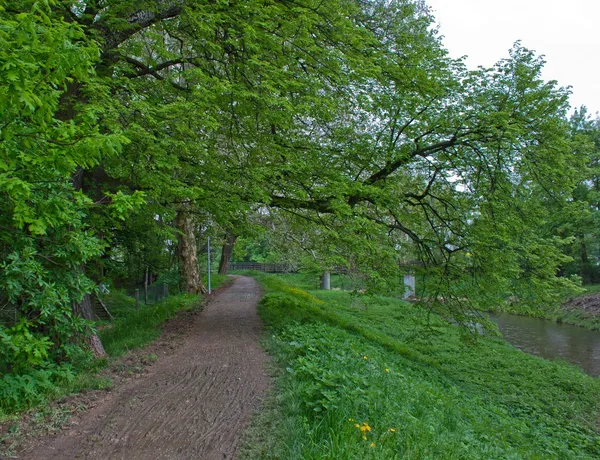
[96,2,184,54]
[121,56,189,91]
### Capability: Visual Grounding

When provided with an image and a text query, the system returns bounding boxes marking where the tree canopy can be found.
[0,0,588,372]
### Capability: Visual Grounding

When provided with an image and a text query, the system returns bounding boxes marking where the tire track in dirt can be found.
[20,276,269,460]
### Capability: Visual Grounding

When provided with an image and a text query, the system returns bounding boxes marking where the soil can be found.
[564,292,600,316]
[10,276,269,460]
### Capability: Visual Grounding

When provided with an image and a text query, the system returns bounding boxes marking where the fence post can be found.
[135,289,140,311]
[163,284,168,299]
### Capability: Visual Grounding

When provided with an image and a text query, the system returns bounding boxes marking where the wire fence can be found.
[229,262,351,274]
[126,283,170,308]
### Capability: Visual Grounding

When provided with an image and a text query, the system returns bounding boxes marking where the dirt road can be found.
[20,276,269,460]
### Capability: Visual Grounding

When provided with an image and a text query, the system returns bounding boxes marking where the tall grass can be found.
[99,294,198,357]
[241,274,600,459]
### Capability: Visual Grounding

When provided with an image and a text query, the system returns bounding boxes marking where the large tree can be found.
[0,1,127,367]
[267,38,579,313]
[0,0,585,372]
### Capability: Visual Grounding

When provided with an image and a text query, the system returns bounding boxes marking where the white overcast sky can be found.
[426,0,600,116]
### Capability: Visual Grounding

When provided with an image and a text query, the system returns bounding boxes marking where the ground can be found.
[11,276,269,460]
[564,291,600,316]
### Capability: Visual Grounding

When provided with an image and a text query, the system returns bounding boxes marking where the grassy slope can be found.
[241,274,600,460]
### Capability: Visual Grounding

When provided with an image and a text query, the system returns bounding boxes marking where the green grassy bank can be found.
[241,274,600,459]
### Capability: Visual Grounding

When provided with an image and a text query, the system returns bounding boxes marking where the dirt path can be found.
[20,276,269,460]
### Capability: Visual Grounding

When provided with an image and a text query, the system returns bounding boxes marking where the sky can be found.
[426,0,600,116]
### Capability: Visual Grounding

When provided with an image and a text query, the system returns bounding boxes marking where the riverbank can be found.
[495,286,600,331]
[560,289,600,329]
[240,274,600,459]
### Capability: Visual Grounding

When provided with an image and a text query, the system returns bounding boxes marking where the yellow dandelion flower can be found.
[363,355,368,360]
[389,428,396,432]
[370,442,375,447]
[385,368,390,373]
[360,423,372,433]
[355,423,360,428]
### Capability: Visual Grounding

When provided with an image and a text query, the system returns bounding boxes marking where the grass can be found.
[583,284,600,295]
[99,293,199,357]
[240,274,600,459]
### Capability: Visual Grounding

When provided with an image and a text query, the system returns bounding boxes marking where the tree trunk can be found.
[73,295,106,357]
[218,234,237,275]
[175,207,207,294]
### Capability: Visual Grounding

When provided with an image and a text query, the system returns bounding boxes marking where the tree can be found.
[267,38,580,314]
[0,0,586,375]
[546,107,600,283]
[0,1,126,365]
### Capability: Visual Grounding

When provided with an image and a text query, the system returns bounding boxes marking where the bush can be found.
[0,365,75,414]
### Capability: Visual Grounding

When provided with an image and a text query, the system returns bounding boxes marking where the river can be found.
[490,313,600,377]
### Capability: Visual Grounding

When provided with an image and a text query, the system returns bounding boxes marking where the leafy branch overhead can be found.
[0,0,592,379]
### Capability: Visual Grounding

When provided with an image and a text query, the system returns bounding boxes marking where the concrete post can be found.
[403,274,415,299]
[320,271,331,290]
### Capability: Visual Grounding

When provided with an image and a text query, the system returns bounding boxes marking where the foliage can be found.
[0,365,75,414]
[0,0,127,372]
[548,108,600,283]
[241,274,600,459]
[0,277,227,416]
[1,0,596,413]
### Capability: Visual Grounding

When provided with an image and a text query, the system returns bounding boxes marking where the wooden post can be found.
[135,289,140,311]
[163,284,168,299]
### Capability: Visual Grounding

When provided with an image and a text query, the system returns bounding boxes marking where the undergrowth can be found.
[0,274,229,417]
[241,274,600,459]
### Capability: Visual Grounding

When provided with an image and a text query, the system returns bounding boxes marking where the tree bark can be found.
[218,234,237,275]
[175,207,207,294]
[73,295,106,357]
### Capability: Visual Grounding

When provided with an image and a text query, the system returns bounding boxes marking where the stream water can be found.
[490,313,600,377]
